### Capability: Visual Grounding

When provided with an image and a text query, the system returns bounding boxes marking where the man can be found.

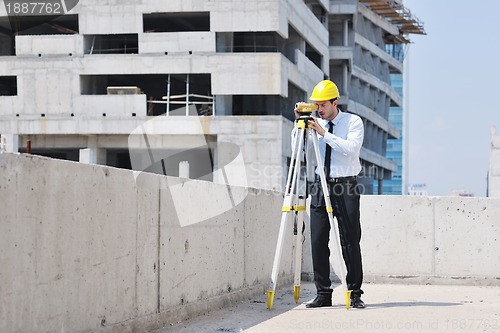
[293,80,365,308]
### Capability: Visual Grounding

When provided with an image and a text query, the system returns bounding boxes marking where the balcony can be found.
[139,32,216,54]
[73,94,147,117]
[15,34,84,56]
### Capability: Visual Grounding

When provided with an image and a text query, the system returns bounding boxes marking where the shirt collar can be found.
[320,110,343,127]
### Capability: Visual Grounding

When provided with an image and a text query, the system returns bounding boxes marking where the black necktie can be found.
[324,121,333,179]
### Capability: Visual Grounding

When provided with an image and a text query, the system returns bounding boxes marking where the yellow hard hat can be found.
[309,80,340,101]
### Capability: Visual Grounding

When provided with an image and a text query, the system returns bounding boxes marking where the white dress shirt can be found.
[292,111,364,178]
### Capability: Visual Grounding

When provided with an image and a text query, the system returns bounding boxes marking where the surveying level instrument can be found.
[266,105,352,310]
[295,102,318,113]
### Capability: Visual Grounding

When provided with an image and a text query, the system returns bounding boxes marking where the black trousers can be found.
[309,179,364,298]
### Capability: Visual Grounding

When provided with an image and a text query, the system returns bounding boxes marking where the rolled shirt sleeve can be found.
[322,115,364,156]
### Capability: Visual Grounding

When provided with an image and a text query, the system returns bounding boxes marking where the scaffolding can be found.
[360,0,425,43]
[147,74,215,116]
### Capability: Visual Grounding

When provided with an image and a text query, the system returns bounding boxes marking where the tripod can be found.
[266,115,352,310]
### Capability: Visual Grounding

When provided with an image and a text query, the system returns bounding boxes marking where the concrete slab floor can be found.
[153,282,500,333]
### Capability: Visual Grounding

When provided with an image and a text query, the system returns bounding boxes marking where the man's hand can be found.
[308,117,326,136]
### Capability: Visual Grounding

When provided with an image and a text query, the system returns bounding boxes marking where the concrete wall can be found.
[2,152,499,332]
[362,195,499,284]
[0,153,292,333]
[301,195,500,286]
[139,32,217,54]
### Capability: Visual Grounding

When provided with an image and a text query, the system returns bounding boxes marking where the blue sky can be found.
[404,0,500,196]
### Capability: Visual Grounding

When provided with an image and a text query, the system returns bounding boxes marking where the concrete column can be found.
[343,19,349,46]
[2,134,19,153]
[179,161,190,178]
[0,135,5,152]
[79,148,107,165]
[285,28,305,61]
[343,63,349,96]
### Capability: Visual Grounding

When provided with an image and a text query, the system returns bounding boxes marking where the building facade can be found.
[375,43,404,195]
[0,0,423,192]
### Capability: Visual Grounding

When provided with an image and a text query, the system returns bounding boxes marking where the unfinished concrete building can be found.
[0,0,424,193]
[329,0,424,192]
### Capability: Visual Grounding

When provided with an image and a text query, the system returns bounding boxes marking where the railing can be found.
[147,74,214,116]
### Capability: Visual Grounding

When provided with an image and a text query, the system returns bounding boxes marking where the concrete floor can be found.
[154,282,500,333]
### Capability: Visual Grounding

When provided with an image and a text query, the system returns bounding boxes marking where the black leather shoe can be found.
[306,295,332,308]
[351,296,365,308]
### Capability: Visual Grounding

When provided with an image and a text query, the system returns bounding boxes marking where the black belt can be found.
[315,175,357,183]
